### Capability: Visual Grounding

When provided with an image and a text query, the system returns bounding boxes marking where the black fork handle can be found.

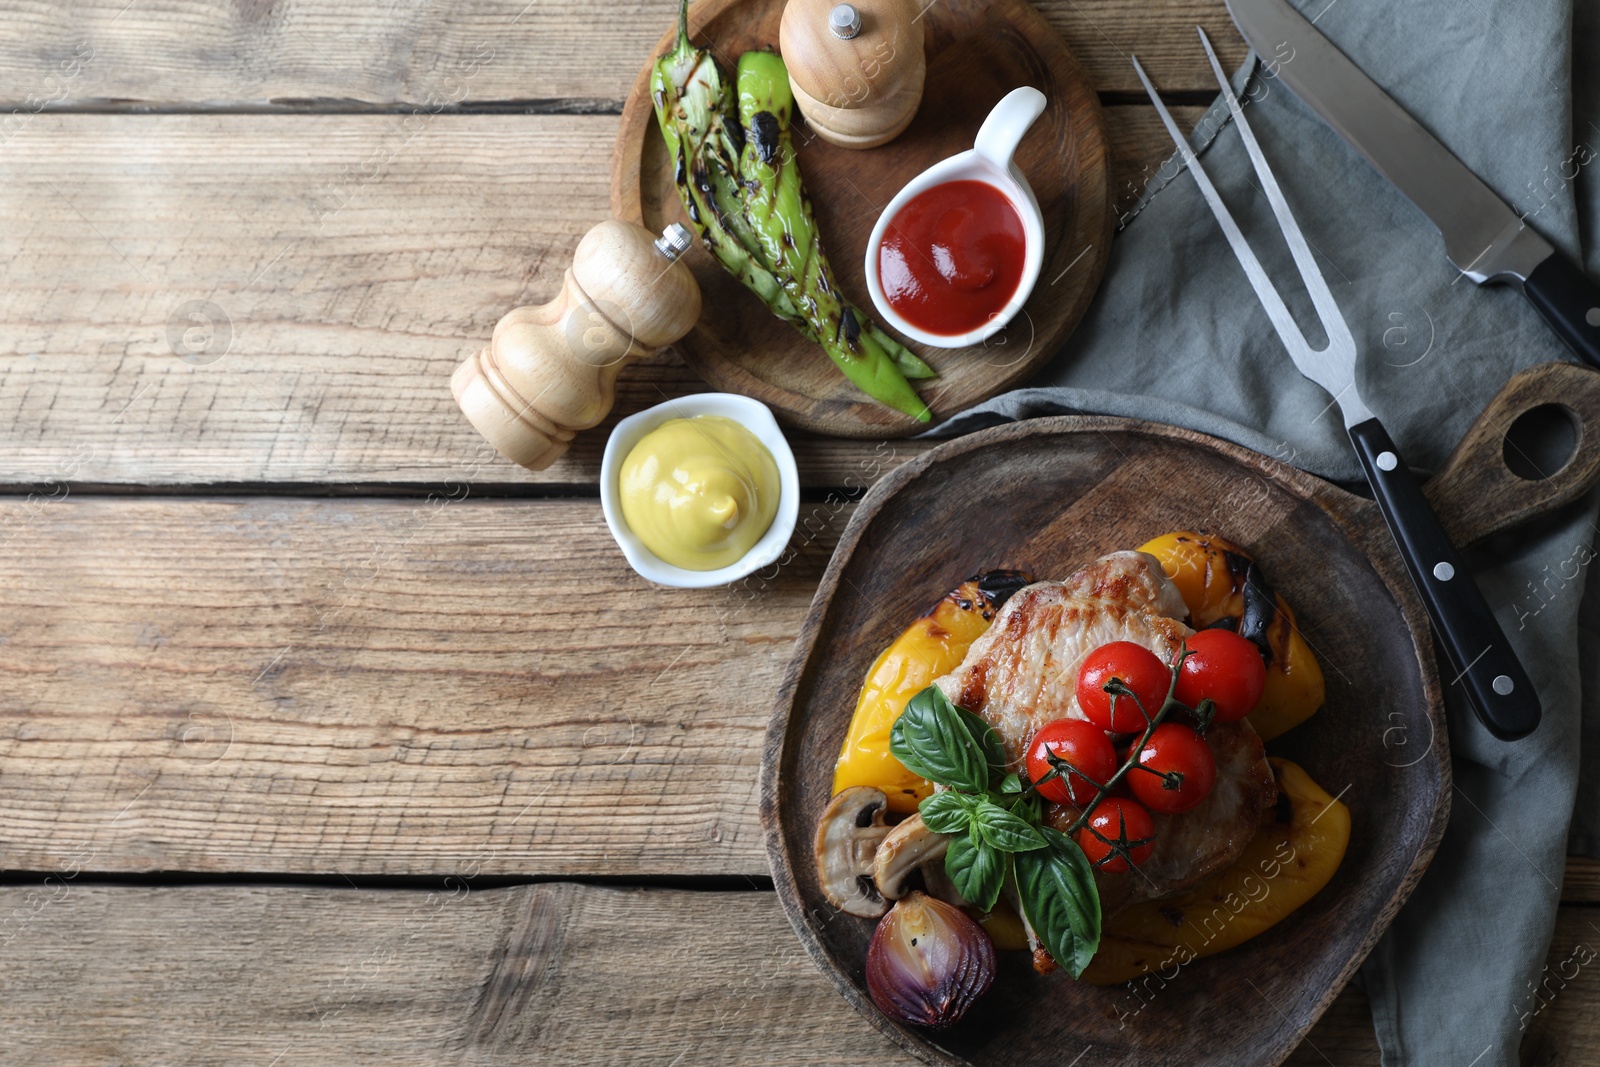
[1349,417,1541,741]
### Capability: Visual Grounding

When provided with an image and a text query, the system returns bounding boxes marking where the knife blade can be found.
[1225,0,1600,369]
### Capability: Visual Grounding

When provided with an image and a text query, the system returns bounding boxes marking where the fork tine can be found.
[1130,54,1313,357]
[1195,27,1354,355]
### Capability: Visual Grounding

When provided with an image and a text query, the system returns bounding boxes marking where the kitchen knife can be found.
[1225,0,1600,369]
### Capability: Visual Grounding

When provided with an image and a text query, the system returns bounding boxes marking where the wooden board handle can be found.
[1424,361,1600,547]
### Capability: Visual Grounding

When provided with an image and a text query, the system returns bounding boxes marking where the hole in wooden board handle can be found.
[1424,361,1600,547]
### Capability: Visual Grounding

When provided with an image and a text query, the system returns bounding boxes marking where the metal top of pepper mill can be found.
[654,222,693,262]
[828,3,862,39]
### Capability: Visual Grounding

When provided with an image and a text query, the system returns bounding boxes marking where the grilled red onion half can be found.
[865,891,996,1029]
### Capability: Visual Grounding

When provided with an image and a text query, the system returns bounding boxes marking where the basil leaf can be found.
[1009,790,1043,823]
[972,798,1047,852]
[998,772,1024,795]
[944,830,1004,913]
[918,790,976,835]
[1014,826,1101,978]
[953,706,1008,786]
[889,686,989,793]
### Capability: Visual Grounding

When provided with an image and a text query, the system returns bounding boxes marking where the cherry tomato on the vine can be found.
[1110,740,1137,797]
[1075,796,1155,872]
[1174,628,1267,723]
[1025,719,1117,806]
[1127,722,1215,814]
[1075,641,1170,733]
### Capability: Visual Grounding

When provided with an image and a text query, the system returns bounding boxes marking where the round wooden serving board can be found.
[761,361,1600,1066]
[612,0,1111,438]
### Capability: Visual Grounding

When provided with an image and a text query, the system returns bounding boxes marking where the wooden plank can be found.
[0,107,1195,490]
[1108,104,1209,227]
[0,114,911,488]
[0,881,904,1063]
[1566,856,1600,903]
[1,489,1593,886]
[1,879,1594,1064]
[0,1,1243,111]
[0,496,853,875]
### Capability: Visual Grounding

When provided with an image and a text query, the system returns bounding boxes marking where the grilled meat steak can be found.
[934,551,1275,914]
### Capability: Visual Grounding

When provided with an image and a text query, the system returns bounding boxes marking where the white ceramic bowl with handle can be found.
[600,392,800,589]
[863,86,1049,349]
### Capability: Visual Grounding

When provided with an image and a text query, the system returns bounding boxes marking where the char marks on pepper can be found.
[1236,558,1282,665]
[974,569,1034,612]
[750,111,780,165]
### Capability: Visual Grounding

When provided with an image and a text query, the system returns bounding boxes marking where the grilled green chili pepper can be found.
[650,3,806,327]
[869,321,938,381]
[650,0,934,420]
[733,49,934,420]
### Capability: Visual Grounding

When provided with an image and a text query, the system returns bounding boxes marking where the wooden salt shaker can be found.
[451,220,702,471]
[780,0,925,149]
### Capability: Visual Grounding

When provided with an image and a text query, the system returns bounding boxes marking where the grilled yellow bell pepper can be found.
[831,571,1031,814]
[1137,532,1325,740]
[1082,758,1349,985]
[974,902,1031,952]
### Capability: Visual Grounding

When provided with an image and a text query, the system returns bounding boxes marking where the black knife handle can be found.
[1523,252,1600,370]
[1348,418,1541,741]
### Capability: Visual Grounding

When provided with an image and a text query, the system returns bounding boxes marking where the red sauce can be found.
[878,179,1026,338]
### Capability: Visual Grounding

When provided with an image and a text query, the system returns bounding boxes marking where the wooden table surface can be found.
[3,2,1596,1063]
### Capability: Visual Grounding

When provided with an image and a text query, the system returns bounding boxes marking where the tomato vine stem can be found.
[1025,643,1202,845]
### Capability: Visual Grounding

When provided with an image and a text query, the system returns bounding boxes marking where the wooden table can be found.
[2,2,1595,1062]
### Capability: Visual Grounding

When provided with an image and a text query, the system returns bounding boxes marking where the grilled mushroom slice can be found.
[815,786,894,917]
[873,813,950,901]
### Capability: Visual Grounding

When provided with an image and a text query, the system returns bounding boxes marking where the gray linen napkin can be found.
[930,0,1600,1061]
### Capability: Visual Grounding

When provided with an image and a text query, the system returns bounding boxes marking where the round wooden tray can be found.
[611,0,1111,438]
[761,362,1600,1065]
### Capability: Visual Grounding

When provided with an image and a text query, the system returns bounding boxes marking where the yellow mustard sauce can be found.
[618,415,780,571]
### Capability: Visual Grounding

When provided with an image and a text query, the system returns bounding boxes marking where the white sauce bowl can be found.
[864,86,1049,349]
[600,393,800,589]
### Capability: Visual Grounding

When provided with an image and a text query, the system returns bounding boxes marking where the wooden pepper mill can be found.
[780,0,925,149]
[451,220,702,470]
